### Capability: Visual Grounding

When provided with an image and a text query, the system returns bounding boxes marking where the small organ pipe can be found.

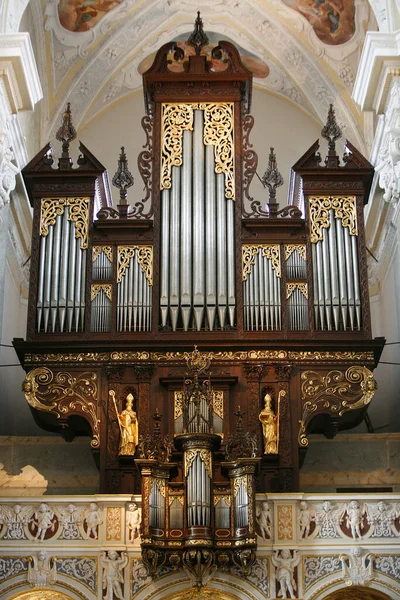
[67,229,76,333]
[50,215,62,332]
[352,235,361,329]
[37,236,46,331]
[344,227,355,329]
[315,242,325,330]
[59,209,70,332]
[321,228,332,330]
[328,210,340,329]
[335,219,348,329]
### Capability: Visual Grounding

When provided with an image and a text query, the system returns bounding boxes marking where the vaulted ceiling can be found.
[27,0,377,152]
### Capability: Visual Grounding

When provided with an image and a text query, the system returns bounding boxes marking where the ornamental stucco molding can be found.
[0,33,42,111]
[0,0,30,34]
[353,30,400,113]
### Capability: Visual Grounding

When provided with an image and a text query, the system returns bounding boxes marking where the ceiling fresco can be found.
[58,0,122,32]
[32,0,377,151]
[282,0,356,45]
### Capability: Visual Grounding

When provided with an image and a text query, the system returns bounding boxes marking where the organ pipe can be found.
[310,196,361,331]
[37,200,88,334]
[159,103,235,331]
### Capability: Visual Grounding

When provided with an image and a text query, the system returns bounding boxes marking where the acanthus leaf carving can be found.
[22,367,100,448]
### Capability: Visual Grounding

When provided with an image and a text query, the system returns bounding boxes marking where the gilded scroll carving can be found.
[161,103,195,190]
[91,284,112,301]
[22,367,100,448]
[286,283,308,299]
[160,102,234,200]
[92,246,113,263]
[284,244,306,262]
[117,245,153,284]
[40,197,90,249]
[200,102,234,200]
[242,244,281,281]
[298,366,376,447]
[309,195,357,243]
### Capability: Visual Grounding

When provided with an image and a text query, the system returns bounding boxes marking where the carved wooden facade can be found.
[14,17,383,573]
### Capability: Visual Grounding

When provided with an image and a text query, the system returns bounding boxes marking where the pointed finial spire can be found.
[321,104,342,156]
[188,12,209,56]
[56,103,76,169]
[112,146,134,207]
[261,147,284,207]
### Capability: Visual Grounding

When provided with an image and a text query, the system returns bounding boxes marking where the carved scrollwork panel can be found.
[298,366,376,447]
[309,195,357,243]
[22,367,100,448]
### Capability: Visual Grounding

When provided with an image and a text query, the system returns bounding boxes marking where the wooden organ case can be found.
[14,14,384,581]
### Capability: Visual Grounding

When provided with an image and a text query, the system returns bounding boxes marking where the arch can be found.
[132,571,267,600]
[162,589,241,600]
[323,586,392,600]
[9,591,75,600]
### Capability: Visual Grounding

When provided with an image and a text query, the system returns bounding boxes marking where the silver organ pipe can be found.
[193,110,205,331]
[181,129,193,331]
[187,453,211,528]
[215,498,230,529]
[311,198,361,331]
[235,481,248,529]
[116,247,153,332]
[287,286,308,331]
[160,189,170,328]
[149,481,165,530]
[159,103,235,331]
[90,286,112,332]
[169,498,184,529]
[169,166,181,331]
[205,145,216,330]
[243,246,281,331]
[37,202,87,334]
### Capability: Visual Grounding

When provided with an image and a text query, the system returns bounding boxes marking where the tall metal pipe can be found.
[181,129,193,331]
[205,145,216,330]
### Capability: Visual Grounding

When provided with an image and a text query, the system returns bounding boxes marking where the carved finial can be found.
[234,406,245,431]
[112,146,134,205]
[188,12,209,56]
[321,104,342,156]
[261,147,284,205]
[56,103,76,169]
[185,345,211,375]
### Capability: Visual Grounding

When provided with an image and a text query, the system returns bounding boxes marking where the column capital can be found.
[353,30,400,113]
[0,32,42,112]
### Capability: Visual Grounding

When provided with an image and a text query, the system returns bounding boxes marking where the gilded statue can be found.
[110,391,139,456]
[259,393,279,454]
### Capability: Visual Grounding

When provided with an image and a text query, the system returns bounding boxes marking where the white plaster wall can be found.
[368,249,400,432]
[0,264,46,435]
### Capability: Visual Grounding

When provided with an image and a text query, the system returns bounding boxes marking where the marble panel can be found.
[302,440,387,472]
[388,441,400,469]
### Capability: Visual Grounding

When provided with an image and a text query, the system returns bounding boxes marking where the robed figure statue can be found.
[259,393,279,454]
[110,391,139,456]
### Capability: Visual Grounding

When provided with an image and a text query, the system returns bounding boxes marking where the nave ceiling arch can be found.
[21,0,379,153]
[322,585,392,600]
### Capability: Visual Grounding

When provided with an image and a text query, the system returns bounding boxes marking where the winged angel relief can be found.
[0,502,102,541]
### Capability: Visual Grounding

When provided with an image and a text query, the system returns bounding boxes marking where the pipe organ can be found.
[15,13,384,589]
